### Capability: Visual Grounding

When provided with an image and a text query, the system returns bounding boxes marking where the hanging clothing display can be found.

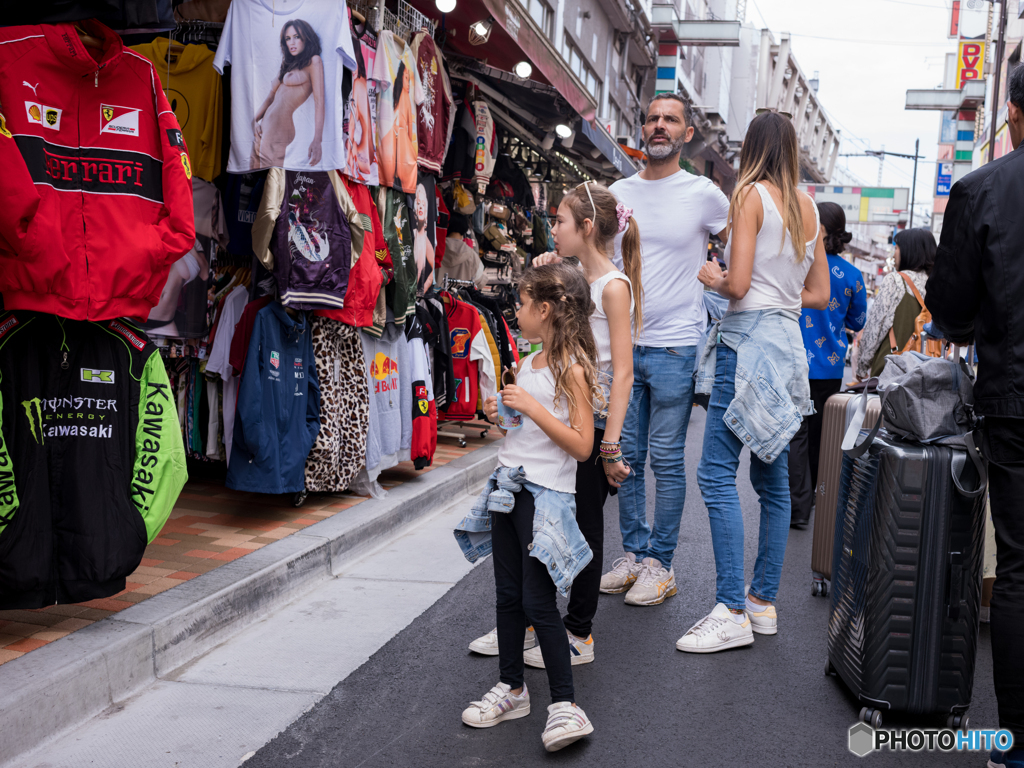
[373,30,424,194]
[131,37,223,181]
[421,298,456,411]
[226,302,320,494]
[361,319,412,478]
[229,296,274,377]
[224,171,268,256]
[205,285,249,463]
[410,30,453,175]
[0,312,187,608]
[468,100,497,193]
[440,292,496,421]
[378,187,417,329]
[343,12,379,187]
[406,312,437,470]
[252,169,364,311]
[213,0,357,173]
[304,317,369,492]
[318,178,392,329]
[0,20,196,322]
[414,171,438,294]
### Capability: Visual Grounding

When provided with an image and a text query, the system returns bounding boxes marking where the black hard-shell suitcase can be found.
[826,427,986,730]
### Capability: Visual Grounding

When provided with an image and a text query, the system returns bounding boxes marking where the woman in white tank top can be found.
[530,181,644,653]
[674,111,829,655]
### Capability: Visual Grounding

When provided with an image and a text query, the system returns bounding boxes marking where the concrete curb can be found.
[0,443,500,764]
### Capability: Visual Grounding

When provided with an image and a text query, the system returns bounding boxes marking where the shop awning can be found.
[579,119,638,178]
[407,0,596,120]
[478,0,596,120]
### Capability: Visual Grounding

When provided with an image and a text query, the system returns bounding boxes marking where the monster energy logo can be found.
[22,398,44,445]
[81,368,115,383]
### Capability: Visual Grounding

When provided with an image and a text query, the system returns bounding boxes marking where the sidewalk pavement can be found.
[0,429,501,765]
[4,487,490,768]
[0,425,498,667]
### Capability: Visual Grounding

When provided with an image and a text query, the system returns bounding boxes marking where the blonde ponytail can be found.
[620,216,644,338]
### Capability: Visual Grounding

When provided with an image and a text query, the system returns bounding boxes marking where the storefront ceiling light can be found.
[469,18,493,44]
[555,124,572,139]
[513,61,533,79]
[435,0,456,12]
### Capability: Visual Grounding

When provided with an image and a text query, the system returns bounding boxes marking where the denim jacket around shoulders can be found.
[453,466,593,597]
[695,308,813,464]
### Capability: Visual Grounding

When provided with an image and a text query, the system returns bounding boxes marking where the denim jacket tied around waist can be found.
[453,466,593,597]
[695,308,813,465]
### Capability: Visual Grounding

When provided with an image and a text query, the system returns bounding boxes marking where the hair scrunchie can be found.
[615,203,633,233]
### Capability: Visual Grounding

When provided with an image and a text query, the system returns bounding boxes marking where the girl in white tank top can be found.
[532,181,645,645]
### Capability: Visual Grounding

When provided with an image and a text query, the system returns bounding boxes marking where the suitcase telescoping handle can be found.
[948,551,965,620]
[840,392,988,499]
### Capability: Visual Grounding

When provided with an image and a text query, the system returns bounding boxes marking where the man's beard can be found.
[645,133,686,160]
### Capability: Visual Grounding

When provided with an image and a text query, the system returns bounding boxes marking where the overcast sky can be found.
[750,0,959,213]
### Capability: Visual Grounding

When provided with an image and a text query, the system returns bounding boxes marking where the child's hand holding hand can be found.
[483,395,499,423]
[532,252,562,267]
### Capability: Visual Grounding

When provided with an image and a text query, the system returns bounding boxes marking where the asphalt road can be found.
[247,406,997,767]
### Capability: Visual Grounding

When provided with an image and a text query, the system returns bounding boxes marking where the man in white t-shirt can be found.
[601,93,730,606]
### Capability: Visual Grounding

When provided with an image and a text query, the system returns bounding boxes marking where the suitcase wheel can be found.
[292,490,309,508]
[812,577,829,598]
[947,714,970,732]
[859,707,883,729]
[825,658,836,677]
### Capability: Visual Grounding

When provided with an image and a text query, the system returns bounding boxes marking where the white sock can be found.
[728,610,746,624]
[746,596,770,614]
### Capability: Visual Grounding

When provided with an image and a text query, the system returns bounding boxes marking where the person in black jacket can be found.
[926,62,1024,768]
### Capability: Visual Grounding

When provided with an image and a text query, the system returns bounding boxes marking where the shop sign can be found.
[505,6,521,42]
[956,40,985,88]
[936,162,953,196]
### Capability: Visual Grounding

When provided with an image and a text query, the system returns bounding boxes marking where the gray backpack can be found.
[842,349,987,498]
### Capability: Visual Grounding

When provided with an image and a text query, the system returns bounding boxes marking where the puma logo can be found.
[23,81,39,97]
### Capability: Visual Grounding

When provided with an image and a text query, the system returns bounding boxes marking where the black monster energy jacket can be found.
[0,312,187,608]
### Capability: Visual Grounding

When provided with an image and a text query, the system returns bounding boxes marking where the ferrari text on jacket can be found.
[0,20,195,322]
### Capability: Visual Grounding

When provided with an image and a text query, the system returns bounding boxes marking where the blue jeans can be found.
[697,345,791,610]
[618,345,696,570]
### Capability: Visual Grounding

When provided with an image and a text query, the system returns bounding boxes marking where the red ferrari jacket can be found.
[0,21,195,321]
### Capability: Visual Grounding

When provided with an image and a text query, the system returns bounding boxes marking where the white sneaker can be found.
[675,603,755,653]
[524,631,594,668]
[599,553,641,594]
[468,626,537,655]
[461,682,531,728]
[745,602,777,635]
[623,557,677,606]
[541,702,594,752]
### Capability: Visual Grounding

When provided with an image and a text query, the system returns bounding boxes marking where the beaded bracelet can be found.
[601,455,623,464]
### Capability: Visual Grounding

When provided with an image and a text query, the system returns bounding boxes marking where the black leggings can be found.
[493,490,574,703]
[788,379,843,523]
[983,417,1024,743]
[564,428,610,639]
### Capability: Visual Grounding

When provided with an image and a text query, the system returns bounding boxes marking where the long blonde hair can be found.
[561,182,645,338]
[728,111,806,260]
[519,262,604,427]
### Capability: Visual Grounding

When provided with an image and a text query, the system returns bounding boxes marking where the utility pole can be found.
[909,138,919,228]
[840,146,925,226]
[988,0,1009,163]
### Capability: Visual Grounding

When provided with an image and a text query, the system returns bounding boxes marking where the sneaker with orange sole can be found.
[623,557,677,606]
[523,630,594,668]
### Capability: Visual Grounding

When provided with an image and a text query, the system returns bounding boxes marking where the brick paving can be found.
[0,424,500,667]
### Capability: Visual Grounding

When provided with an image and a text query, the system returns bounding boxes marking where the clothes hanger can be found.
[75,25,103,49]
